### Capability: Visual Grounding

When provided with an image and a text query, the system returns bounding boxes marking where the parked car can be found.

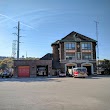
[1,70,13,78]
[59,72,66,77]
[73,67,88,78]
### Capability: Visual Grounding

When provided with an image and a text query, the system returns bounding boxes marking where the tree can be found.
[101,59,110,75]
[0,58,14,70]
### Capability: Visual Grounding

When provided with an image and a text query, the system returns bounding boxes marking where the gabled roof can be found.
[51,31,97,45]
[40,53,53,60]
[60,31,97,42]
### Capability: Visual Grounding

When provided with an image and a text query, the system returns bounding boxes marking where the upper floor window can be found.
[82,43,91,50]
[65,43,75,50]
[77,52,81,60]
[66,53,75,60]
[82,53,92,60]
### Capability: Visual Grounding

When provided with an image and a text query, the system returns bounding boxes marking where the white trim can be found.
[81,63,93,74]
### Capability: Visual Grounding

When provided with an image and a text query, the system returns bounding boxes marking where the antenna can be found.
[95,21,99,60]
[12,40,17,58]
[26,51,27,58]
[94,21,99,73]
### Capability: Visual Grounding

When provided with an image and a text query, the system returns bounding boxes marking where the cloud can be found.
[0,9,83,31]
[0,13,17,23]
[14,8,50,18]
[0,13,37,30]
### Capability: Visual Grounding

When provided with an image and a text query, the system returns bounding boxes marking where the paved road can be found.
[0,76,110,110]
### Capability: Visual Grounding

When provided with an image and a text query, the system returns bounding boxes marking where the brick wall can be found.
[60,42,64,60]
[92,42,96,59]
[52,44,59,61]
[14,60,52,77]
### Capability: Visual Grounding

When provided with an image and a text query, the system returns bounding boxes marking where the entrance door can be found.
[36,66,48,76]
[83,66,91,75]
[18,66,30,77]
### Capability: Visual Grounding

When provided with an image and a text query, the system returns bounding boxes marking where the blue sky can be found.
[0,0,110,59]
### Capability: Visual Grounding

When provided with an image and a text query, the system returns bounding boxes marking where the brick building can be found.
[14,60,53,77]
[51,31,97,75]
[14,31,97,77]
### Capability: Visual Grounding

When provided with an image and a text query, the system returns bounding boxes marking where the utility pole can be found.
[17,21,20,60]
[12,21,34,60]
[94,21,99,74]
[13,21,20,60]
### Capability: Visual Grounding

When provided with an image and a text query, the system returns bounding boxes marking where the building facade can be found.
[14,31,97,77]
[51,31,97,75]
[14,60,53,77]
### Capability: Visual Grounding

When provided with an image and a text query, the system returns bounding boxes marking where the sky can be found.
[0,0,110,60]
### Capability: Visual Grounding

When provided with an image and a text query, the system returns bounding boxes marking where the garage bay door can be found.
[18,66,30,77]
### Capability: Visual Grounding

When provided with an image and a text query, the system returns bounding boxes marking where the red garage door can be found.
[18,66,30,77]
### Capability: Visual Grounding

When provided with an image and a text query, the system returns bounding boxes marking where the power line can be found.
[0,13,38,59]
[0,13,37,30]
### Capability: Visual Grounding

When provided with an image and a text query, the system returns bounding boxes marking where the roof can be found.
[51,31,97,45]
[51,40,60,46]
[40,53,53,60]
[61,31,97,42]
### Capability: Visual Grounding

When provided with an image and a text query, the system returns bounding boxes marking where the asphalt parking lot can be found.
[0,76,110,110]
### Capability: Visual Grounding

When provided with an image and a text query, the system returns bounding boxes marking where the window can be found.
[82,53,92,60]
[77,52,81,60]
[66,53,75,60]
[65,43,75,50]
[82,43,91,50]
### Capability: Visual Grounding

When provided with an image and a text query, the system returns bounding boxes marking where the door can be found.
[18,66,30,77]
[83,66,91,75]
[36,66,48,76]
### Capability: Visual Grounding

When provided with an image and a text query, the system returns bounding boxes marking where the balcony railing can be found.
[60,59,96,63]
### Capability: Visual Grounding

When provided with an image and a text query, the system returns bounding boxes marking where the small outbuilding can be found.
[14,59,53,77]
